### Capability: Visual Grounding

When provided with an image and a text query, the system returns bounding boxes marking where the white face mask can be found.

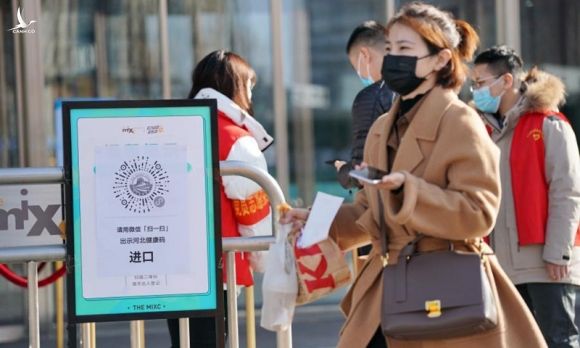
[246,79,253,102]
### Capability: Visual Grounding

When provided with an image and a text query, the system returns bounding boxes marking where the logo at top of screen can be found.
[121,125,165,135]
[9,7,37,34]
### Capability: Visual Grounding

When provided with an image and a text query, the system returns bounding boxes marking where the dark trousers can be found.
[167,292,228,348]
[367,327,388,348]
[516,283,580,348]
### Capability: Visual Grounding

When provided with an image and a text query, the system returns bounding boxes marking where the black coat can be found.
[338,81,394,189]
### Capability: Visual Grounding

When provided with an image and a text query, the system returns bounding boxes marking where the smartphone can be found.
[348,166,389,185]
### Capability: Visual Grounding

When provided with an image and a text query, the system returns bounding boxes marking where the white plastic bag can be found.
[260,223,298,331]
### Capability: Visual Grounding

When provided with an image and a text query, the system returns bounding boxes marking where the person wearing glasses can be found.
[471,45,580,348]
[282,4,545,348]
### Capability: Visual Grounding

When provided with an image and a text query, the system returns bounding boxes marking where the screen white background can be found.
[77,116,211,298]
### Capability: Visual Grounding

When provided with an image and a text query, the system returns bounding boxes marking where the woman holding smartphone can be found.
[282,3,545,348]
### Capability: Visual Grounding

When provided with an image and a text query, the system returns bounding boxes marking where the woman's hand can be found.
[374,172,405,191]
[356,162,406,191]
[279,208,310,230]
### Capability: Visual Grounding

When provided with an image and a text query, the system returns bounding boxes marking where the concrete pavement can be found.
[0,304,345,348]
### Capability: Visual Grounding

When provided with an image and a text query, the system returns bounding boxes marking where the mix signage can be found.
[62,100,223,326]
[0,185,63,248]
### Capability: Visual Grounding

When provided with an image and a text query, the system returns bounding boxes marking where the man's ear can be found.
[435,49,452,71]
[358,46,370,60]
[502,73,514,90]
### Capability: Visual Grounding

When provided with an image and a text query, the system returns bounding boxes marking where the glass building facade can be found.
[0,0,578,341]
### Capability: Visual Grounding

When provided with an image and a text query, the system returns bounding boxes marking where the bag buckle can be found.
[381,253,389,267]
[425,300,442,318]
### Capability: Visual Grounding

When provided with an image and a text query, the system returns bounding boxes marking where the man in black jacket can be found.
[331,22,394,265]
[335,21,394,189]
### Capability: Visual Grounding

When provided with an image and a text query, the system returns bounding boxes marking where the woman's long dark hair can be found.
[188,50,256,114]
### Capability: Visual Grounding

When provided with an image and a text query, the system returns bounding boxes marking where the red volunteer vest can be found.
[510,110,580,246]
[218,112,270,286]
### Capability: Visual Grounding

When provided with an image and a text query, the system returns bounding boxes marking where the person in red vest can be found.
[472,46,580,348]
[167,50,274,347]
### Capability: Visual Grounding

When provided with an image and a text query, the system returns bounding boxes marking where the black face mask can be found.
[381,54,432,96]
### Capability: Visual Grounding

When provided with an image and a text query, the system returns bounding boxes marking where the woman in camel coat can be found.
[282,3,546,348]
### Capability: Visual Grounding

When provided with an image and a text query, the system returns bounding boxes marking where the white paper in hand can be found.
[297,192,344,248]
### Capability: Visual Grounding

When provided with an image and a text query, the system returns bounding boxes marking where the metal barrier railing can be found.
[221,161,292,348]
[0,162,292,348]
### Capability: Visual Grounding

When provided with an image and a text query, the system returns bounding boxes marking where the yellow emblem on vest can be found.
[425,300,442,318]
[527,128,543,141]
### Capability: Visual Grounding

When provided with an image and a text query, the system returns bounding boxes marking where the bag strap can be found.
[377,193,411,302]
[377,193,390,267]
[377,193,490,272]
[377,193,426,267]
